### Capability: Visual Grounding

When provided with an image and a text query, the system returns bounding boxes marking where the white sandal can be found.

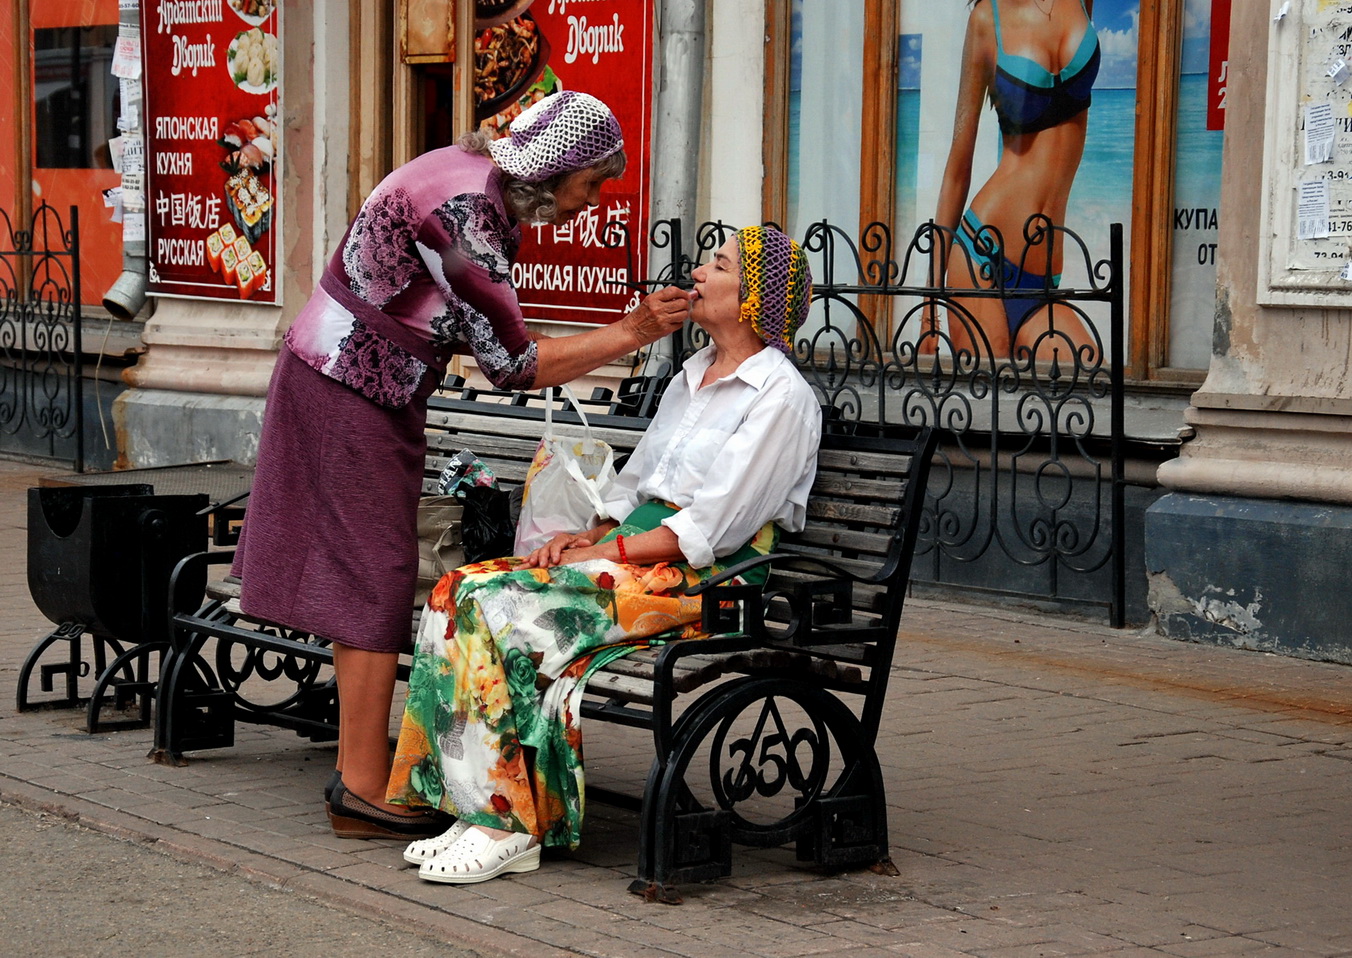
[418,827,540,884]
[402,820,470,865]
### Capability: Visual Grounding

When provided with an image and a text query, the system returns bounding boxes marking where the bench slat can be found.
[426,415,647,452]
[784,523,894,557]
[586,645,867,703]
[805,499,900,527]
[810,475,911,503]
[585,669,656,705]
[816,446,923,476]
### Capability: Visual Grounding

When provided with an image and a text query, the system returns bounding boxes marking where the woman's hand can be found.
[621,286,693,348]
[521,532,595,569]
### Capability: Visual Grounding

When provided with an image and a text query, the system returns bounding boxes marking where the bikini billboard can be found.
[1169,0,1227,369]
[140,0,281,305]
[894,0,1225,369]
[475,0,654,327]
[896,0,1139,359]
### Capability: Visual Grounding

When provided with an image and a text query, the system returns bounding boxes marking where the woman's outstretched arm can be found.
[530,286,691,389]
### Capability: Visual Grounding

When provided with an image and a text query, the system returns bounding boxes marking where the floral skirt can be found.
[386,503,777,848]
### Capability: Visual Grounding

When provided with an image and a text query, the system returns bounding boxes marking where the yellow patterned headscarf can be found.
[734,226,812,355]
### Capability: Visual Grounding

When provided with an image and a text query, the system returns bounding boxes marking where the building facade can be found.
[4,1,1347,659]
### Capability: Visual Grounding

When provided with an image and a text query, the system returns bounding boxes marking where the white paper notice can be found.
[122,212,145,243]
[118,77,141,132]
[1274,1,1290,22]
[1306,102,1335,164]
[1331,59,1350,86]
[1298,179,1332,239]
[1341,261,1352,281]
[102,188,125,224]
[120,137,145,176]
[111,36,141,79]
[108,136,125,174]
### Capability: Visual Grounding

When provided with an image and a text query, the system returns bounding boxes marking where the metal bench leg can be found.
[16,622,85,711]
[13,622,126,713]
[149,632,232,766]
[630,676,893,903]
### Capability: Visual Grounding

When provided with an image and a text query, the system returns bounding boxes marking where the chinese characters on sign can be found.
[141,0,281,304]
[475,0,653,325]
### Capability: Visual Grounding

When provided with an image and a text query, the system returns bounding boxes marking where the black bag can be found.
[459,484,515,563]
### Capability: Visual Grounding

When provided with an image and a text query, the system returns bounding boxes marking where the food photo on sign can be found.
[141,0,281,303]
[474,0,558,136]
[217,23,278,298]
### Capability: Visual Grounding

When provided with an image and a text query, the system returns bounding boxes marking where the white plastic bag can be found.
[513,385,617,555]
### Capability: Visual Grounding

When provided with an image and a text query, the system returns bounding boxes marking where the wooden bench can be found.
[153,379,937,903]
[152,380,656,760]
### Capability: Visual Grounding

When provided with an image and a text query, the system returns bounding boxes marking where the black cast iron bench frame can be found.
[153,379,936,903]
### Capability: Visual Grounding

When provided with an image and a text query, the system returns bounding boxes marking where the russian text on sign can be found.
[156,0,224,34]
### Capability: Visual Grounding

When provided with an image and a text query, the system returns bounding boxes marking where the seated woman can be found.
[384,225,822,885]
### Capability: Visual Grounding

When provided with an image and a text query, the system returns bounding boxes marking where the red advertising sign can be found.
[141,0,281,304]
[475,0,653,325]
[1207,0,1231,132]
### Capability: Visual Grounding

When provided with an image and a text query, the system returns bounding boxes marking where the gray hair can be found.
[458,130,627,225]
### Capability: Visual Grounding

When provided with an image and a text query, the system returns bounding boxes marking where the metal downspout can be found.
[102,2,147,320]
[644,0,704,374]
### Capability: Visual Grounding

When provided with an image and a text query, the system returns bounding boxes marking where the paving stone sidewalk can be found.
[2,458,1351,957]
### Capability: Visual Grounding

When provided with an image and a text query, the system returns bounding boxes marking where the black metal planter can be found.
[18,484,210,731]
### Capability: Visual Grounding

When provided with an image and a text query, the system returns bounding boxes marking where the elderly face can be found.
[689,237,742,330]
[550,166,611,224]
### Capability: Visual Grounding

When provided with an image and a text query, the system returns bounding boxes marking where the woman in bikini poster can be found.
[907,0,1141,362]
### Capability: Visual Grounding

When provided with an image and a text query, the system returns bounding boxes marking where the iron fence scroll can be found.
[0,202,84,471]
[623,216,1126,625]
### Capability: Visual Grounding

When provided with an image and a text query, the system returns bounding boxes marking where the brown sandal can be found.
[327,780,449,839]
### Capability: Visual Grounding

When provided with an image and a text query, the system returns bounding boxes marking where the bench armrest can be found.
[687,553,859,646]
[166,550,236,647]
[685,552,859,598]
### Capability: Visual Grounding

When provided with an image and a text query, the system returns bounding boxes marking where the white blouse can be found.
[601,344,821,568]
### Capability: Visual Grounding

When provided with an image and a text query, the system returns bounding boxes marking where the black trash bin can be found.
[18,484,210,731]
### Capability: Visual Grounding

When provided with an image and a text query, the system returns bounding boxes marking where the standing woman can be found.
[231,92,691,838]
[935,0,1099,360]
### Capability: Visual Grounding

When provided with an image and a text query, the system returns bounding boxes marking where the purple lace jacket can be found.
[285,147,539,408]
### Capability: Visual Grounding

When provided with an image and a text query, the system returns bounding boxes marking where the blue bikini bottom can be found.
[953,209,1061,338]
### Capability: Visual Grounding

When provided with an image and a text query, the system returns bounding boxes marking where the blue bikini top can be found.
[990,0,1100,137]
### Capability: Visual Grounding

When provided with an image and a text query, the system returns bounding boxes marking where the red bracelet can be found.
[615,534,628,564]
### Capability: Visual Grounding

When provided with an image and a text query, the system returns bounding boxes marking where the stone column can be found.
[1148,1,1352,662]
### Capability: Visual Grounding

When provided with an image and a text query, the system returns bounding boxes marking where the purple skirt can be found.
[233,347,437,653]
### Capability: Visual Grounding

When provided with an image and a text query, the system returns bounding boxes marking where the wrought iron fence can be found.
[0,203,84,471]
[627,216,1126,625]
